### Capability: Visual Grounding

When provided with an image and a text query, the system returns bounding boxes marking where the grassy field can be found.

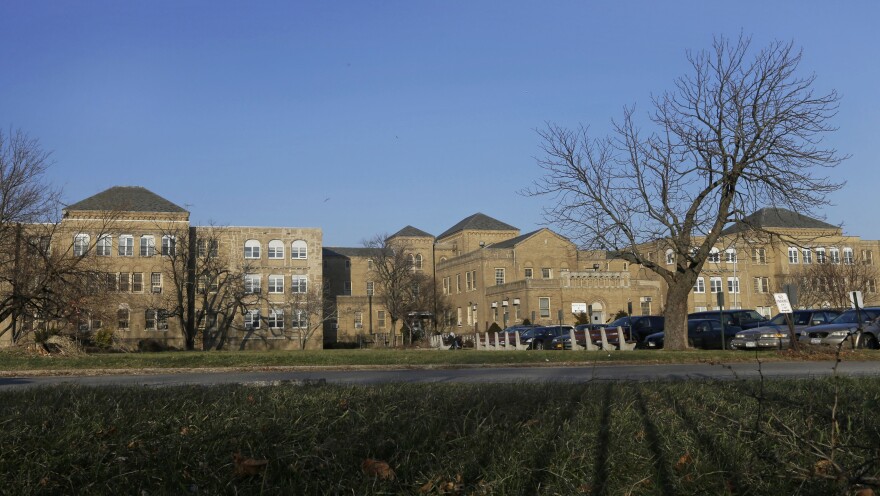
[2,346,877,373]
[1,378,878,495]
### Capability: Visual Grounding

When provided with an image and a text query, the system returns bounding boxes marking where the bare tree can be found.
[284,284,334,350]
[778,256,878,310]
[529,35,845,349]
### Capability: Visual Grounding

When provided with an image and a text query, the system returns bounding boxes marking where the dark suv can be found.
[688,309,768,330]
[591,315,665,345]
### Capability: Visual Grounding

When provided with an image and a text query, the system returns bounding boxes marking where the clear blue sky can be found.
[2,1,877,246]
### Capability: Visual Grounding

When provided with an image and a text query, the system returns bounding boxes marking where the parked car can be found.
[799,308,880,349]
[640,319,743,349]
[521,325,574,350]
[550,324,605,350]
[730,309,841,350]
[688,309,769,330]
[586,316,665,347]
[498,324,539,346]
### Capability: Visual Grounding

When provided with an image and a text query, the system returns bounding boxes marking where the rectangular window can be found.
[157,310,168,330]
[105,272,117,291]
[151,272,162,293]
[708,250,720,263]
[863,250,874,265]
[291,309,307,329]
[693,277,705,294]
[354,311,363,329]
[709,277,722,293]
[788,247,799,264]
[268,243,284,259]
[756,306,773,318]
[541,268,551,279]
[132,273,144,292]
[830,248,840,264]
[245,274,261,294]
[802,249,813,264]
[456,274,461,293]
[140,236,155,257]
[117,309,129,330]
[268,309,284,329]
[725,249,737,263]
[868,279,877,294]
[198,239,219,257]
[268,275,284,294]
[377,310,386,329]
[292,276,308,293]
[495,268,505,286]
[244,309,260,329]
[457,307,462,326]
[96,235,112,256]
[118,273,130,292]
[640,300,651,316]
[843,248,854,265]
[754,277,770,294]
[161,236,176,256]
[118,235,133,256]
[539,297,550,318]
[466,271,472,291]
[727,277,740,294]
[524,268,533,279]
[471,270,477,290]
[816,248,827,264]
[366,281,374,295]
[753,248,766,264]
[145,309,156,330]
[74,234,89,257]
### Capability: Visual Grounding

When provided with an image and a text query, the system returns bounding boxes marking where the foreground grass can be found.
[2,379,879,495]
[2,347,877,373]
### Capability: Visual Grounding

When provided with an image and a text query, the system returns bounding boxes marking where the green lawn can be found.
[1,347,876,373]
[1,379,878,494]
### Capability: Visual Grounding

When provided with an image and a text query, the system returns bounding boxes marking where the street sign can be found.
[571,302,587,314]
[773,293,793,314]
[850,291,864,309]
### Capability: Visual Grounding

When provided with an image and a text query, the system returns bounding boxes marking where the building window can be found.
[830,248,840,264]
[343,281,351,295]
[709,277,722,294]
[145,309,168,331]
[145,309,156,330]
[96,235,111,257]
[268,240,284,259]
[495,268,505,285]
[802,248,813,264]
[291,309,307,329]
[132,273,144,292]
[754,277,770,294]
[104,272,117,291]
[117,308,129,330]
[456,274,461,293]
[151,273,162,293]
[244,240,261,259]
[118,273,130,292]
[244,309,260,330]
[118,235,134,256]
[665,249,675,265]
[73,234,89,256]
[708,247,720,263]
[693,277,705,294]
[456,307,462,326]
[161,235,176,256]
[868,279,877,294]
[268,309,284,329]
[640,300,651,316]
[354,312,363,329]
[377,310,386,329]
[539,297,550,318]
[756,306,773,318]
[245,274,261,294]
[816,247,827,264]
[862,250,874,265]
[268,275,284,294]
[788,247,799,264]
[292,276,308,293]
[541,268,552,279]
[725,248,737,263]
[753,248,766,264]
[140,236,155,257]
[466,271,472,291]
[843,247,854,265]
[367,259,373,271]
[291,240,308,259]
[524,268,533,279]
[694,306,708,313]
[727,277,740,294]
[414,254,423,270]
[366,281,374,295]
[198,239,219,257]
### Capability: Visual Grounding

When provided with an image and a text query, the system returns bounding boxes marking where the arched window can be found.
[291,240,307,259]
[708,247,720,263]
[268,240,284,259]
[725,248,737,263]
[665,249,675,265]
[414,253,423,269]
[244,240,261,259]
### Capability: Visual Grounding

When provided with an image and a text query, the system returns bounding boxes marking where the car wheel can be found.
[534,340,544,350]
[858,334,879,350]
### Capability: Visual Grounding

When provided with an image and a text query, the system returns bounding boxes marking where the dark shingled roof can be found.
[323,247,380,258]
[487,229,543,249]
[66,186,187,213]
[391,225,434,239]
[437,213,518,239]
[721,207,838,235]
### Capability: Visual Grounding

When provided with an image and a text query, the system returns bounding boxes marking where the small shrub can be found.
[138,338,171,352]
[92,328,114,349]
[522,318,531,325]
[488,322,503,333]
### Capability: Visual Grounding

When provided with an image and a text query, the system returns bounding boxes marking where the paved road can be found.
[2,360,880,390]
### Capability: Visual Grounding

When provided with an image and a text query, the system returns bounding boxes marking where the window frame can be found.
[96,235,112,257]
[140,235,156,257]
[268,240,285,259]
[118,235,134,256]
[290,240,308,259]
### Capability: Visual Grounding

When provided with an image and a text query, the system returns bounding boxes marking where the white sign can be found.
[571,302,587,314]
[850,291,864,309]
[773,293,793,314]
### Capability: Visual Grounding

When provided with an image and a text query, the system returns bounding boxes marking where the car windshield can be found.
[831,309,879,324]
[519,329,535,338]
[606,317,630,327]
[769,313,813,325]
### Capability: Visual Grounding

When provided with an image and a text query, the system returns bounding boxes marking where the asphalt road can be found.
[2,360,880,390]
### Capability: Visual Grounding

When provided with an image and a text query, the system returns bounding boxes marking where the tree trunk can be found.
[664,278,693,351]
[390,318,397,347]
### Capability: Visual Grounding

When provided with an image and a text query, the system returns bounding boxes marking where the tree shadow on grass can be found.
[591,383,613,496]
[634,387,676,496]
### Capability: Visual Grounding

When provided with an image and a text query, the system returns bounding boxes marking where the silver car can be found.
[730,309,840,350]
[799,308,880,349]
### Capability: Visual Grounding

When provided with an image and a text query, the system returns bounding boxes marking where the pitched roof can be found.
[721,207,838,235]
[65,186,187,213]
[390,225,434,239]
[323,247,381,258]
[487,229,544,249]
[437,213,518,239]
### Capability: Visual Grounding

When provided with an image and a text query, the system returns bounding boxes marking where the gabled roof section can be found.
[721,207,838,235]
[390,225,434,239]
[437,213,518,240]
[487,229,544,249]
[65,186,187,213]
[323,247,386,258]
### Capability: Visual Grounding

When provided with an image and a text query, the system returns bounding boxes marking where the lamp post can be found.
[367,286,373,335]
